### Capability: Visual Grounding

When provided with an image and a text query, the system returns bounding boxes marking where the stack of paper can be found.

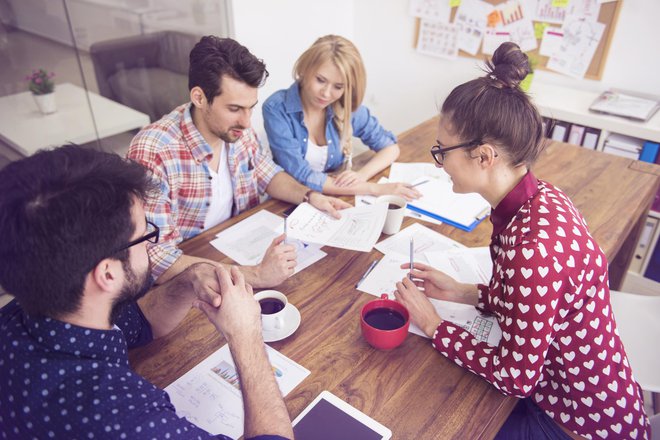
[590,90,660,122]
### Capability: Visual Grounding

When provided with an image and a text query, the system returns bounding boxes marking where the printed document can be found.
[425,247,493,285]
[286,202,387,252]
[166,344,310,439]
[375,223,465,257]
[209,210,326,274]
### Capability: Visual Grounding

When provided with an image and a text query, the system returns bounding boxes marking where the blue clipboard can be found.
[407,203,488,232]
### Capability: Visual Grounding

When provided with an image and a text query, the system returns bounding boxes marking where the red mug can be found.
[360,294,410,350]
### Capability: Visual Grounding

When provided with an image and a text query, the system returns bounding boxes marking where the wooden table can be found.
[129,116,660,439]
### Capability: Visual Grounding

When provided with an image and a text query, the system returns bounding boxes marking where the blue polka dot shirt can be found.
[0,299,288,440]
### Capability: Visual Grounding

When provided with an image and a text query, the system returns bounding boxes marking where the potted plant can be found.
[26,68,57,114]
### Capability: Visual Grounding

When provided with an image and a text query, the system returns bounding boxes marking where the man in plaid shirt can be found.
[128,36,349,287]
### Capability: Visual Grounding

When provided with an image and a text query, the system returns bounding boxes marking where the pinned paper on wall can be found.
[455,0,493,55]
[539,26,564,56]
[417,19,459,60]
[503,16,538,52]
[533,0,568,24]
[496,0,526,26]
[482,29,510,55]
[409,0,451,23]
[534,21,549,39]
[551,0,569,7]
[547,18,605,78]
[566,0,601,22]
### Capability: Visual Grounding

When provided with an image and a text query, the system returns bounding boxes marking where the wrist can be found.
[302,188,316,204]
[425,317,442,338]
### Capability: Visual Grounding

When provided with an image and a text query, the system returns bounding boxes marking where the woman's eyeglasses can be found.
[430,139,483,166]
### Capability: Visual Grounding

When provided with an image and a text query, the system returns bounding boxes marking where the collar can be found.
[180,103,214,163]
[22,310,128,366]
[490,171,539,237]
[283,82,335,120]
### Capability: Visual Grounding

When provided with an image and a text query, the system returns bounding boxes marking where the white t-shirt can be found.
[304,139,328,172]
[204,143,233,230]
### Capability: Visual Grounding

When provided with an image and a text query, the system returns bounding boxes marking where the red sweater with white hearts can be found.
[432,172,650,439]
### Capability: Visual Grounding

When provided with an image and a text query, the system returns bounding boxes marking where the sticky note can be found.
[487,10,501,28]
[551,0,569,7]
[534,22,549,39]
[450,0,461,7]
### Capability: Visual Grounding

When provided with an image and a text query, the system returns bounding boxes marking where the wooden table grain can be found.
[129,116,660,439]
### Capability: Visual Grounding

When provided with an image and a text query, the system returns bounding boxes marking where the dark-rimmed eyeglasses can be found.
[430,139,483,166]
[117,220,159,252]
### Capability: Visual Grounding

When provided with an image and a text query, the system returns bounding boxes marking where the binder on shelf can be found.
[581,127,601,150]
[550,121,569,142]
[640,141,660,163]
[567,124,585,146]
[603,133,643,159]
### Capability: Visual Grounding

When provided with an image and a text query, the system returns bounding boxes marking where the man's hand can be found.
[308,191,351,219]
[194,266,262,344]
[254,234,296,287]
[188,262,223,307]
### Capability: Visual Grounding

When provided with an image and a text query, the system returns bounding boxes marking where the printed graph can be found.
[211,361,241,391]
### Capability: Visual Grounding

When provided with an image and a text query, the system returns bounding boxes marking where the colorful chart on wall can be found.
[410,0,623,80]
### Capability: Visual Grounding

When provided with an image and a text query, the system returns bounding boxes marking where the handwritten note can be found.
[547,18,605,78]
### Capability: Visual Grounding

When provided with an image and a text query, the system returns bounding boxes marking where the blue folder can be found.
[407,203,489,232]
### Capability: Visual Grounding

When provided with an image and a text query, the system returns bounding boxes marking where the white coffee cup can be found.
[254,290,288,332]
[376,195,407,235]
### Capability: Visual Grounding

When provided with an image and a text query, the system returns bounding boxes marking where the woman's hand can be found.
[375,182,421,201]
[334,170,366,187]
[395,276,442,338]
[399,262,476,304]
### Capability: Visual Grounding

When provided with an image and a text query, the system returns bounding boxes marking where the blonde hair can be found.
[294,35,366,161]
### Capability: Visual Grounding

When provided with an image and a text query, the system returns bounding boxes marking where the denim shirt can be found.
[263,82,397,192]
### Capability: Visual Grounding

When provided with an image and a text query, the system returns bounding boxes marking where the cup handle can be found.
[380,293,389,300]
[275,315,285,330]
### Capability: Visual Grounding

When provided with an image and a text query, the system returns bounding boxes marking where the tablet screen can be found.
[293,395,386,440]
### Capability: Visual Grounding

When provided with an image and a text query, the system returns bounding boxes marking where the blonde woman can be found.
[263,35,420,199]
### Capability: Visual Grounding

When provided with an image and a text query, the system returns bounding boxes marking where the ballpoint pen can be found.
[412,179,430,188]
[475,206,490,220]
[356,259,380,288]
[409,237,414,280]
[283,217,287,245]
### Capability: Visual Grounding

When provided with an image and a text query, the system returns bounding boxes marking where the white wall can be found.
[230,0,659,138]
[229,0,354,142]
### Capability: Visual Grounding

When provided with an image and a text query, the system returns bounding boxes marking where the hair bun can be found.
[485,42,530,89]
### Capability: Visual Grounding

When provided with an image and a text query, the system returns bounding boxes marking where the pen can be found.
[283,217,287,245]
[475,207,490,220]
[409,237,414,279]
[356,259,380,288]
[412,179,430,188]
[362,199,372,205]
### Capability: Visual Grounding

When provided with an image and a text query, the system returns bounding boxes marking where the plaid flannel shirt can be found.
[128,104,282,279]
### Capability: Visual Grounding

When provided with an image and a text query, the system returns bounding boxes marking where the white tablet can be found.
[292,390,392,440]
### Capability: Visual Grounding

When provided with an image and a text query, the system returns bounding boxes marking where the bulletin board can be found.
[413,0,623,80]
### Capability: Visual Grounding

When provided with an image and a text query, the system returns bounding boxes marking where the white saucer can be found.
[262,304,301,343]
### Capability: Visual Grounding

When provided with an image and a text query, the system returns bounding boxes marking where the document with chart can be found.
[286,202,387,252]
[166,344,310,439]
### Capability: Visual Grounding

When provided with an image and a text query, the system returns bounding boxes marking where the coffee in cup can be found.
[360,294,410,350]
[375,195,407,235]
[254,290,289,332]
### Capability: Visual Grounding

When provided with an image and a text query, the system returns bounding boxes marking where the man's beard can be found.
[109,259,152,324]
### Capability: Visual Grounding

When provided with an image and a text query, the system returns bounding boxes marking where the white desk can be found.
[528,82,660,150]
[0,83,150,157]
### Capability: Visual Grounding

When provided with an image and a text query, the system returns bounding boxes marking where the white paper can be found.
[209,210,327,274]
[409,0,451,22]
[375,223,465,258]
[424,247,493,284]
[455,0,493,55]
[547,18,605,79]
[566,0,601,22]
[286,202,387,252]
[409,298,502,346]
[357,253,429,299]
[482,29,511,55]
[503,17,538,52]
[539,26,564,57]
[388,162,446,184]
[533,0,567,24]
[407,173,490,229]
[166,344,310,439]
[417,19,459,60]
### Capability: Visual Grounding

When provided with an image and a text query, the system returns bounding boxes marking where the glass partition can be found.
[0,0,230,167]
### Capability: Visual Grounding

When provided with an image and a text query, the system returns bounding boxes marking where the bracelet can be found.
[302,189,315,203]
